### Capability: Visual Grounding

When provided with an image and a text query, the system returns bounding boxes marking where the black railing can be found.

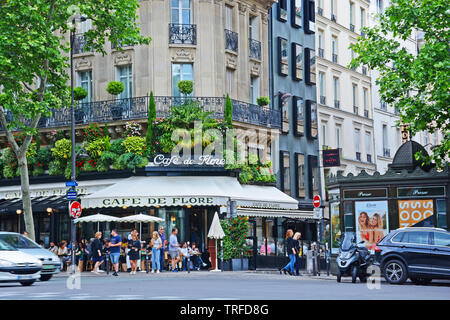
[0,96,281,131]
[334,100,340,109]
[318,8,323,16]
[332,53,338,63]
[225,29,238,53]
[367,154,372,163]
[320,96,326,105]
[331,14,337,22]
[383,148,391,158]
[364,109,369,118]
[353,106,359,115]
[169,24,197,45]
[380,101,387,110]
[356,152,361,161]
[350,24,355,32]
[249,38,261,60]
[318,48,324,58]
[73,34,92,55]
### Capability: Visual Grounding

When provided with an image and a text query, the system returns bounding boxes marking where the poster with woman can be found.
[355,201,389,250]
[330,202,341,254]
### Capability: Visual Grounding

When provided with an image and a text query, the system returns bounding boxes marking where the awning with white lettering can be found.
[237,208,317,219]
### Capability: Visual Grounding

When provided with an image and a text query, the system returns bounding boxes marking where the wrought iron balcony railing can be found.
[318,48,324,58]
[225,29,238,53]
[334,100,340,109]
[317,8,323,16]
[356,152,361,161]
[331,14,337,22]
[332,53,338,63]
[73,34,92,55]
[0,96,281,132]
[320,96,326,105]
[169,24,197,45]
[350,24,355,32]
[249,38,261,60]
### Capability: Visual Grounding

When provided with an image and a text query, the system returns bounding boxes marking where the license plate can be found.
[18,275,32,280]
[43,265,54,270]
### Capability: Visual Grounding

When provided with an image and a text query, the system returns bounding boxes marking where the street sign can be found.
[69,201,82,219]
[322,149,341,167]
[313,207,323,219]
[65,181,78,187]
[66,188,77,200]
[313,195,321,208]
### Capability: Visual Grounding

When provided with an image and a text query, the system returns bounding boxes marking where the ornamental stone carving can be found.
[114,52,132,65]
[171,48,195,62]
[225,53,237,70]
[238,2,247,14]
[250,61,261,76]
[74,57,92,71]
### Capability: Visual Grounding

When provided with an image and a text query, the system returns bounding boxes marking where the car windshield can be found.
[0,234,41,249]
[0,239,17,251]
[341,232,356,251]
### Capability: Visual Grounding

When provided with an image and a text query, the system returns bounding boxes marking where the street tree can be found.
[350,0,449,168]
[0,0,151,240]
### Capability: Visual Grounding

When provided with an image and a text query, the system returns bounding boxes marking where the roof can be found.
[389,140,431,172]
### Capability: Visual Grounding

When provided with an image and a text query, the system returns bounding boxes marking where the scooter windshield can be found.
[341,233,356,251]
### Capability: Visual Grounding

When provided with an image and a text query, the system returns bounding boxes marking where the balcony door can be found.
[77,70,93,104]
[171,0,192,25]
[116,65,133,100]
[172,63,193,97]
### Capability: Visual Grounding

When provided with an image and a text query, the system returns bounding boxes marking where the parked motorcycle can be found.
[336,232,372,283]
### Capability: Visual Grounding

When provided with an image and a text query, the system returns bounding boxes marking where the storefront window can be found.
[275,219,285,256]
[436,199,447,229]
[159,207,185,242]
[265,219,276,256]
[344,201,354,231]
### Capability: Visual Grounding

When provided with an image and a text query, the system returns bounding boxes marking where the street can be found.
[0,271,449,300]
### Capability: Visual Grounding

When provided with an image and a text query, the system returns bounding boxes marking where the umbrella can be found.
[118,214,164,240]
[207,212,225,272]
[74,213,121,232]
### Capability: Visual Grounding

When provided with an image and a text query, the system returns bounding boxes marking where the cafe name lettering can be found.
[153,155,225,166]
[102,197,215,206]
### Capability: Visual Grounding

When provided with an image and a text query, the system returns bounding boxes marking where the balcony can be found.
[350,24,355,32]
[353,105,359,115]
[380,101,387,110]
[332,53,338,63]
[383,148,391,158]
[334,100,340,109]
[225,29,238,53]
[317,8,323,16]
[356,152,361,161]
[362,66,367,75]
[320,96,326,105]
[0,96,281,132]
[318,48,324,58]
[73,34,92,55]
[249,38,261,60]
[331,14,337,22]
[169,24,197,45]
[364,109,369,117]
[111,40,132,50]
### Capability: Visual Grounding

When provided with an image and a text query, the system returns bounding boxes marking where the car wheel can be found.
[410,277,432,285]
[351,265,358,283]
[40,274,53,281]
[20,280,36,286]
[336,268,341,283]
[383,260,408,285]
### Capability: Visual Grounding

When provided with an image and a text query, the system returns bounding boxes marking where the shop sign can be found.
[0,187,90,200]
[343,188,387,199]
[101,196,216,207]
[322,149,341,167]
[397,186,445,198]
[152,155,225,167]
[398,199,434,228]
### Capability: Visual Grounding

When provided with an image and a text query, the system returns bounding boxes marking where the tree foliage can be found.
[350,0,449,168]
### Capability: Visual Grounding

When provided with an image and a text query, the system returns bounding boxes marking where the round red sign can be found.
[313,195,321,208]
[69,201,82,219]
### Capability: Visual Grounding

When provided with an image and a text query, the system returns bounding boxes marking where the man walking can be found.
[158,226,165,272]
[169,228,180,272]
[109,230,122,276]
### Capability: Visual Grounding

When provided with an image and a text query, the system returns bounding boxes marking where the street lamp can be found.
[69,15,87,275]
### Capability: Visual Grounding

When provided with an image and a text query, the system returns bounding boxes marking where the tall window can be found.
[280,151,291,195]
[279,38,288,76]
[249,15,259,41]
[171,0,192,24]
[293,96,304,136]
[321,122,327,147]
[278,0,288,21]
[333,76,339,107]
[226,68,234,96]
[306,100,317,139]
[319,72,325,103]
[77,70,93,103]
[116,65,132,99]
[309,155,319,198]
[352,84,358,113]
[363,88,368,115]
[318,30,324,57]
[331,36,338,63]
[382,124,388,154]
[250,76,260,105]
[292,0,302,28]
[349,2,354,29]
[292,43,303,80]
[355,128,360,154]
[295,153,305,198]
[281,97,289,134]
[336,125,341,148]
[376,0,384,14]
[360,8,365,30]
[225,5,233,31]
[365,131,371,158]
[305,48,316,85]
[172,63,193,96]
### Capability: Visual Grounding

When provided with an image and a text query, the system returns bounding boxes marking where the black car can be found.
[374,227,450,285]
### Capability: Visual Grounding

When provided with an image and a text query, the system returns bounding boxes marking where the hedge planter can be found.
[220,259,232,271]
[231,258,248,271]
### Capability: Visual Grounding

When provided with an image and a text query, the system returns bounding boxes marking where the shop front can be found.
[327,141,449,255]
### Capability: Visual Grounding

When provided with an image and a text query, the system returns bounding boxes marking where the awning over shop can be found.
[0,196,67,214]
[235,185,299,210]
[237,208,317,220]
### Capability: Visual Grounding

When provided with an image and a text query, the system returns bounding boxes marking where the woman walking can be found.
[128,232,141,275]
[293,232,302,276]
[92,232,104,275]
[151,231,162,273]
[280,229,296,276]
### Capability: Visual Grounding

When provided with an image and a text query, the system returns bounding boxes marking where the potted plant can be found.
[73,86,88,123]
[256,96,270,107]
[106,81,125,120]
[177,80,193,104]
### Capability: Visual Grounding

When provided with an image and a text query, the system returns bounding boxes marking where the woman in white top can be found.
[151,231,162,273]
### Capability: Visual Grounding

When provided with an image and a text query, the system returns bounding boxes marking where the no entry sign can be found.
[69,201,82,219]
[313,195,321,208]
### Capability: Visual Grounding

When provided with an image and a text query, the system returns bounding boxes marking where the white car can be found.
[0,239,42,286]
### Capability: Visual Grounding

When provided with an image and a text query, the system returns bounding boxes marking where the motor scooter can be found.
[336,232,371,283]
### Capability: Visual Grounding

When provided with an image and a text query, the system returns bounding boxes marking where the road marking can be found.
[28,292,62,298]
[110,294,144,300]
[69,294,99,300]
[0,292,22,298]
[151,296,185,299]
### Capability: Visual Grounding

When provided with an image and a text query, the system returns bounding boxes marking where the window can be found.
[171,0,192,24]
[382,124,388,153]
[363,88,368,116]
[333,77,340,107]
[321,122,327,147]
[225,5,233,31]
[279,38,288,76]
[319,72,325,103]
[305,48,316,85]
[331,36,338,63]
[250,76,260,105]
[278,0,287,21]
[349,2,354,30]
[308,155,319,198]
[318,30,324,57]
[249,15,259,41]
[293,96,304,136]
[292,43,303,80]
[352,84,358,113]
[116,65,132,99]
[305,0,315,34]
[77,70,93,103]
[226,68,233,96]
[355,128,360,154]
[280,151,291,195]
[281,96,289,134]
[433,232,450,247]
[376,0,384,14]
[436,199,447,229]
[366,131,371,160]
[172,63,193,96]
[291,0,302,28]
[306,100,317,139]
[295,153,305,198]
[360,8,365,31]
[405,232,429,245]
[336,125,341,148]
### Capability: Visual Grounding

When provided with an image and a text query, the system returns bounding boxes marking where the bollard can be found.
[187,241,191,273]
[146,249,150,274]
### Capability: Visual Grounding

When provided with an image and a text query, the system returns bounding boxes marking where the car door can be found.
[401,231,433,276]
[430,231,450,278]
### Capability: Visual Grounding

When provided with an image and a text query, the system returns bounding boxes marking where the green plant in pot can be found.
[106,81,125,120]
[73,86,88,123]
[177,80,193,102]
[256,96,270,107]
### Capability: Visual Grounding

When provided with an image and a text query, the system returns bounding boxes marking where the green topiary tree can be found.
[177,80,193,96]
[256,96,270,107]
[73,87,88,101]
[106,81,124,97]
[225,94,233,128]
[146,91,156,152]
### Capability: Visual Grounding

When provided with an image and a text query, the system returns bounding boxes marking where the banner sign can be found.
[322,149,341,167]
[343,188,387,199]
[330,202,341,254]
[397,186,445,198]
[355,201,389,250]
[398,199,434,228]
[152,155,225,167]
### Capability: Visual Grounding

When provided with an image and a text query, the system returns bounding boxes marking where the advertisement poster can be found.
[330,202,341,254]
[355,201,389,250]
[398,200,434,228]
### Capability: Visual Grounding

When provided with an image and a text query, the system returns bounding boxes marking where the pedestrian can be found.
[280,229,296,276]
[57,240,70,271]
[293,232,302,276]
[108,229,122,276]
[48,241,58,255]
[190,242,207,270]
[151,231,162,273]
[157,226,165,272]
[168,227,180,272]
[91,232,104,275]
[128,232,141,275]
[179,242,189,271]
